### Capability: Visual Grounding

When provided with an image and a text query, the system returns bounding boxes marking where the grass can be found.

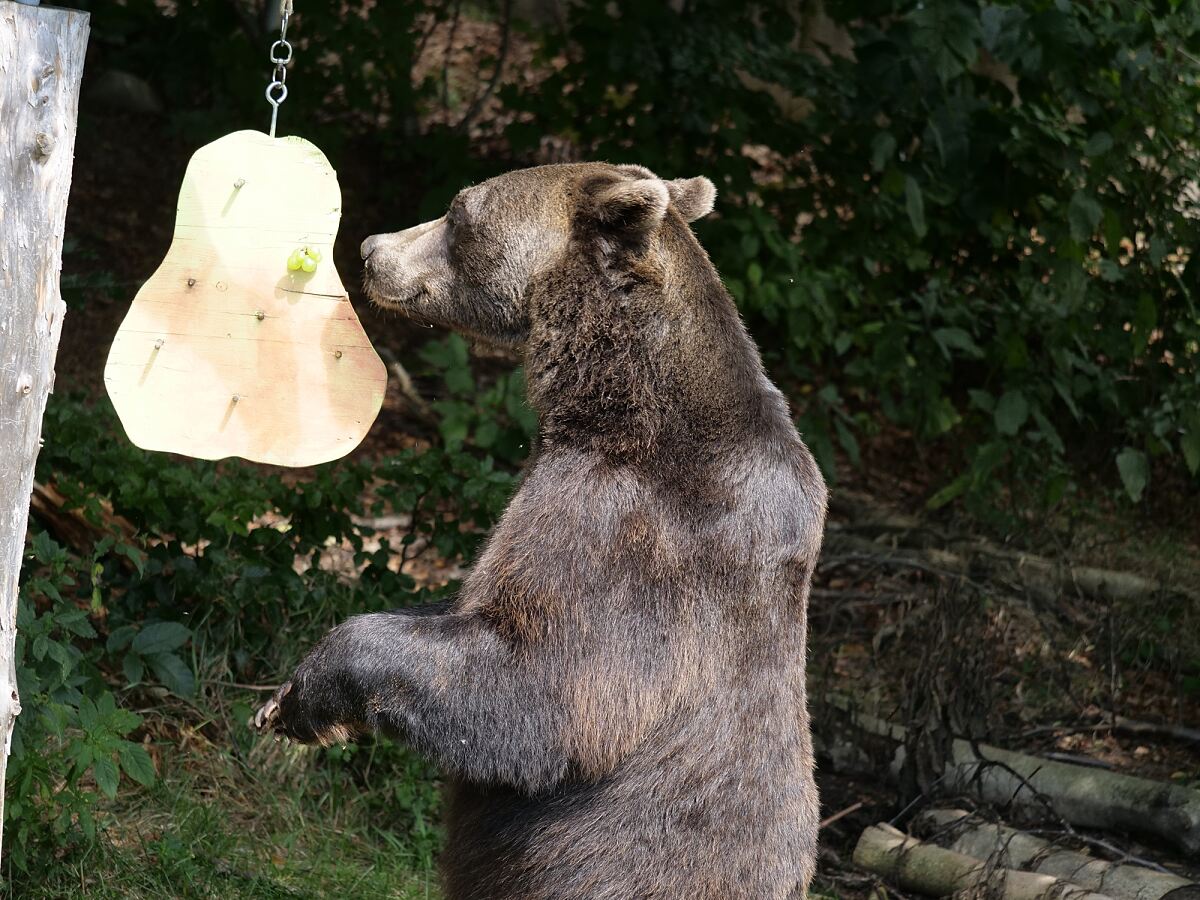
[6,704,443,900]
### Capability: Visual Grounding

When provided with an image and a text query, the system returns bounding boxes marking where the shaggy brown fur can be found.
[254,163,827,899]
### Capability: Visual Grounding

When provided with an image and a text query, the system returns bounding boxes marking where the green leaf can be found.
[58,609,97,638]
[1097,259,1124,282]
[1032,409,1064,454]
[927,474,969,510]
[1182,428,1200,476]
[108,708,143,736]
[45,640,72,679]
[473,418,500,449]
[93,755,120,799]
[967,389,994,413]
[870,132,896,172]
[148,652,195,698]
[131,622,190,656]
[1084,131,1113,157]
[1067,191,1103,242]
[834,418,861,466]
[1052,378,1081,421]
[79,807,96,842]
[1103,208,1123,255]
[904,176,927,238]
[118,744,156,787]
[1044,473,1069,507]
[933,327,982,359]
[994,391,1029,436]
[1116,447,1150,502]
[436,409,470,452]
[443,365,474,397]
[77,695,99,733]
[123,653,145,686]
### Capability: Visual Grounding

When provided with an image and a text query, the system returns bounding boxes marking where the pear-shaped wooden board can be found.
[104,130,387,467]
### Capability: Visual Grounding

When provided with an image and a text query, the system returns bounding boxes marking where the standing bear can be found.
[254,163,828,899]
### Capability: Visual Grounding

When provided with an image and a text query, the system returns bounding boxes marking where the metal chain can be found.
[265,0,294,137]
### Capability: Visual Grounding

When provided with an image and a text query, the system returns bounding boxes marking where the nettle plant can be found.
[511,0,1200,508]
[9,532,156,867]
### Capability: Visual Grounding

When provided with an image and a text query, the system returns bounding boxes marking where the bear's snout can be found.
[360,234,382,260]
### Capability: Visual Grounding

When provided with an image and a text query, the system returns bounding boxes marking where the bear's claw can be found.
[252,681,292,734]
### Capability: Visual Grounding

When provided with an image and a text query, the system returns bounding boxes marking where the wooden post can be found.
[0,0,89,859]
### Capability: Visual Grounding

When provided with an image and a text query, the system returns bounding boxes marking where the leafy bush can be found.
[10,375,525,869]
[419,335,538,464]
[509,0,1200,508]
[9,533,155,868]
[76,0,1199,506]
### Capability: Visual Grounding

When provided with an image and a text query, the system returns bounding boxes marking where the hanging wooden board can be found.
[104,130,387,467]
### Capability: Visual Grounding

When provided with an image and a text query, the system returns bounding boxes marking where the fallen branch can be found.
[376,347,437,426]
[853,822,1114,900]
[990,551,1198,605]
[915,809,1199,900]
[1110,715,1200,747]
[824,490,1197,604]
[820,800,866,830]
[1022,716,1200,748]
[29,481,137,567]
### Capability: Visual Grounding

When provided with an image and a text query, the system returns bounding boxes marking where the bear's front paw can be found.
[251,678,362,747]
[252,680,292,735]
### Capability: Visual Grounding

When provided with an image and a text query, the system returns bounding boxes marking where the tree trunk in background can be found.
[0,0,89,861]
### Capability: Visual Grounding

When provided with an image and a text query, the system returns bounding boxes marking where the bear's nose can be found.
[360,235,381,260]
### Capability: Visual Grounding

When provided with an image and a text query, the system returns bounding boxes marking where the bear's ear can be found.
[592,178,671,236]
[665,176,716,223]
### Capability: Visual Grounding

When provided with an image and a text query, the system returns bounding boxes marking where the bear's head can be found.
[360,163,716,346]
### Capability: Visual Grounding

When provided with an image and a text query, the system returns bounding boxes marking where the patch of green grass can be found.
[6,741,442,900]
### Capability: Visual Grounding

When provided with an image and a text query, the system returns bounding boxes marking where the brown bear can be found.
[254,162,828,899]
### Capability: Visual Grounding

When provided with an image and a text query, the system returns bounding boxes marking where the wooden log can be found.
[853,822,1114,900]
[0,0,90,861]
[823,700,1200,855]
[940,741,1200,856]
[916,810,1200,900]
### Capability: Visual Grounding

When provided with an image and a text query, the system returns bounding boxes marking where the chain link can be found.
[265,1,294,137]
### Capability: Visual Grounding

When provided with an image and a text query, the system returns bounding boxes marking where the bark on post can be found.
[0,0,90,860]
